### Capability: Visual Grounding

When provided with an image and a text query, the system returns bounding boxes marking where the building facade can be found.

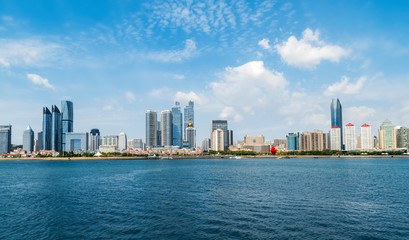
[171,101,183,148]
[184,101,194,140]
[51,105,62,152]
[61,100,73,151]
[345,123,356,151]
[23,125,34,152]
[287,132,300,151]
[65,132,89,151]
[42,107,52,150]
[330,126,341,151]
[161,110,173,147]
[330,98,343,149]
[185,119,196,149]
[0,125,12,154]
[202,138,211,152]
[118,131,127,151]
[145,110,158,148]
[379,119,396,150]
[360,124,373,150]
[211,128,225,151]
[396,126,409,149]
[211,120,229,149]
[89,129,101,151]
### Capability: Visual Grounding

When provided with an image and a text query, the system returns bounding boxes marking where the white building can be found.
[360,123,373,150]
[345,123,356,151]
[330,126,341,151]
[211,128,225,151]
[100,135,118,152]
[161,110,173,147]
[118,131,127,151]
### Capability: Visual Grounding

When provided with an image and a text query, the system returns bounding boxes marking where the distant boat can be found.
[229,156,242,159]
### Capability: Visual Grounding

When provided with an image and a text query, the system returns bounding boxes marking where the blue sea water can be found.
[0,158,408,239]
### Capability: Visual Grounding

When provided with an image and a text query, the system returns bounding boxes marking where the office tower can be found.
[172,101,183,148]
[330,126,341,150]
[146,110,158,148]
[0,125,12,154]
[23,125,34,152]
[157,121,162,146]
[34,139,40,152]
[227,130,233,146]
[118,131,127,151]
[161,110,173,147]
[379,119,396,149]
[360,124,373,150]
[42,107,52,150]
[202,138,211,152]
[396,126,409,149]
[128,139,144,150]
[330,98,343,149]
[65,132,89,151]
[210,120,228,149]
[286,132,300,151]
[185,118,196,149]
[184,101,194,140]
[311,130,324,151]
[37,131,43,150]
[89,129,101,151]
[323,132,330,150]
[345,123,356,151]
[61,100,73,151]
[300,132,312,151]
[211,128,225,151]
[51,105,62,152]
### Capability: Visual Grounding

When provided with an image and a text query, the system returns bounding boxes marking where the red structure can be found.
[270,146,278,155]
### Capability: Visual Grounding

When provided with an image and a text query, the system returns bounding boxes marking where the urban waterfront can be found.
[1,158,408,239]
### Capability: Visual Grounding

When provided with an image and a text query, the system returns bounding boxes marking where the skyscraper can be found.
[118,131,127,151]
[0,125,12,154]
[345,123,356,151]
[89,129,101,151]
[61,100,73,151]
[161,110,173,147]
[23,125,34,152]
[146,110,157,148]
[42,107,52,150]
[286,132,300,151]
[360,124,373,150]
[330,126,341,150]
[227,130,234,146]
[51,105,62,152]
[172,101,183,148]
[379,119,396,149]
[330,98,343,149]
[184,101,194,140]
[185,118,196,149]
[210,120,229,149]
[211,128,225,151]
[37,131,43,150]
[396,126,409,149]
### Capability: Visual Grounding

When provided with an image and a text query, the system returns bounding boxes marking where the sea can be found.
[0,158,408,239]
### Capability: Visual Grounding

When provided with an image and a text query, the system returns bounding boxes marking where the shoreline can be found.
[1,155,408,161]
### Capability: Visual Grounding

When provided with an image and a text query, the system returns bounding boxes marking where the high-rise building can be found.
[330,126,341,150]
[360,124,373,150]
[61,100,73,152]
[37,131,43,150]
[286,132,300,151]
[146,110,158,148]
[311,130,324,151]
[172,101,183,148]
[396,126,409,149]
[184,101,194,140]
[202,138,211,152]
[161,110,173,147]
[210,120,229,149]
[51,105,62,152]
[42,107,52,150]
[128,139,144,150]
[23,125,34,152]
[89,129,101,151]
[65,132,89,151]
[345,123,356,151]
[211,128,225,151]
[227,130,233,146]
[330,98,343,149]
[118,131,127,151]
[379,119,396,150]
[0,125,12,154]
[185,118,196,149]
[300,132,312,151]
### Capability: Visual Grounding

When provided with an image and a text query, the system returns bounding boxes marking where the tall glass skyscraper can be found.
[61,100,73,151]
[89,128,101,151]
[184,101,194,140]
[161,110,173,147]
[51,105,62,152]
[42,107,52,150]
[211,120,228,149]
[330,98,343,149]
[0,125,12,154]
[172,101,183,148]
[23,125,34,152]
[146,110,158,148]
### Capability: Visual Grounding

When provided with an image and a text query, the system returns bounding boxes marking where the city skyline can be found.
[1,1,409,144]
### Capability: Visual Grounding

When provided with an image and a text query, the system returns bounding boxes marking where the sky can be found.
[1,0,409,145]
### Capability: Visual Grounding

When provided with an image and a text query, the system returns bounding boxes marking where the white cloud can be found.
[145,39,197,62]
[174,91,204,105]
[173,74,185,80]
[219,106,243,122]
[0,39,63,68]
[345,106,376,124]
[258,38,271,50]
[324,76,366,96]
[26,74,55,90]
[125,91,136,102]
[150,87,172,99]
[275,28,349,69]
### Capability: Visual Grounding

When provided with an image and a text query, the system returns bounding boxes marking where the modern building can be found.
[211,120,229,149]
[184,101,194,140]
[287,132,300,151]
[330,98,343,149]
[118,131,127,151]
[42,107,52,150]
[227,130,234,147]
[23,125,34,152]
[345,123,356,151]
[202,138,211,152]
[37,131,43,151]
[128,139,144,150]
[65,132,89,151]
[330,126,341,151]
[300,132,312,151]
[379,119,396,150]
[185,118,196,149]
[242,134,270,153]
[161,110,173,147]
[172,101,183,148]
[0,125,12,154]
[99,135,119,152]
[34,139,41,152]
[61,100,73,151]
[146,110,157,148]
[51,105,62,152]
[211,128,225,151]
[396,126,409,149]
[360,124,373,150]
[89,129,101,151]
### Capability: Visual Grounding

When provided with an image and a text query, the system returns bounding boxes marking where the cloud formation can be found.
[145,39,197,62]
[27,74,55,90]
[125,91,136,102]
[258,38,271,50]
[275,28,349,69]
[324,76,366,96]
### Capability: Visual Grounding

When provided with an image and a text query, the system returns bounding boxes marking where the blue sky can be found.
[1,0,409,145]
